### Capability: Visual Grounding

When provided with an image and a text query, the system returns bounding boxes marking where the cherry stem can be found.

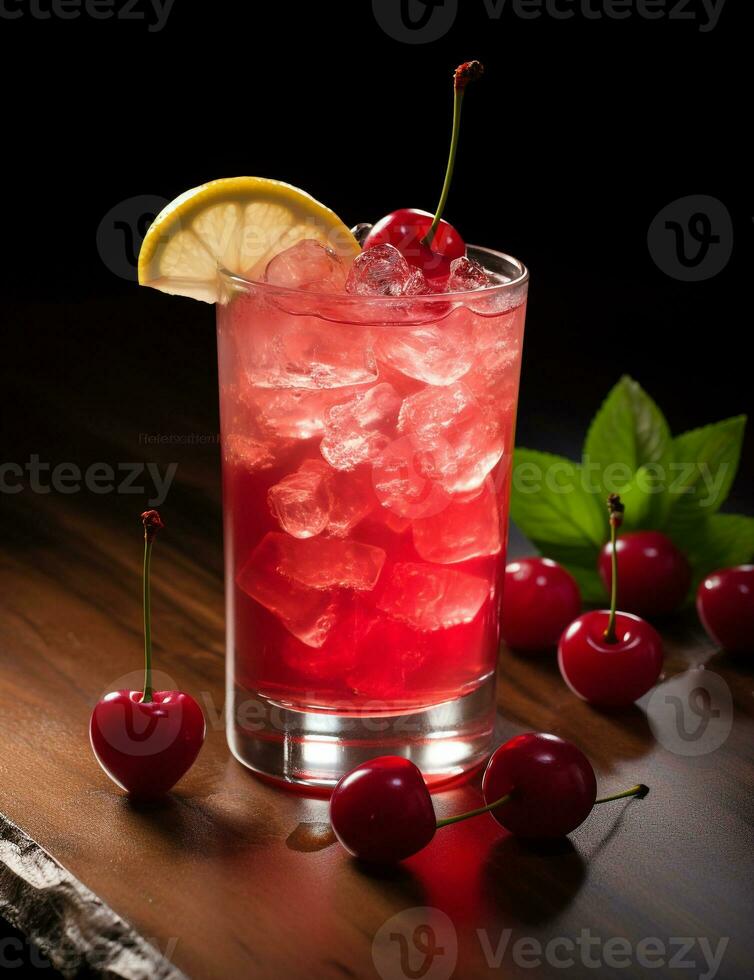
[603,493,625,644]
[436,791,512,829]
[595,783,649,804]
[422,61,483,250]
[142,533,154,702]
[436,782,647,832]
[139,510,164,704]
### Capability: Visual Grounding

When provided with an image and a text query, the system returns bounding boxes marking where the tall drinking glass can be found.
[217,246,528,789]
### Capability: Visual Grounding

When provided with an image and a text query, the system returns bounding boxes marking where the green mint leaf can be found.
[584,374,672,473]
[511,448,606,549]
[583,375,672,528]
[675,513,754,588]
[666,416,747,531]
[616,464,672,531]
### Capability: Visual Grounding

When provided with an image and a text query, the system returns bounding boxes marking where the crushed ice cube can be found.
[223,433,277,471]
[238,300,379,390]
[403,268,430,296]
[320,383,402,471]
[398,381,505,494]
[345,244,411,297]
[447,256,490,291]
[248,384,366,441]
[412,477,501,563]
[376,309,473,386]
[265,239,346,293]
[372,435,451,519]
[326,467,376,536]
[378,508,412,535]
[462,306,524,416]
[238,534,339,648]
[270,532,386,591]
[268,460,331,538]
[377,562,489,631]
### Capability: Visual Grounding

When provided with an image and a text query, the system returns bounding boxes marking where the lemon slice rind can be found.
[138,177,359,303]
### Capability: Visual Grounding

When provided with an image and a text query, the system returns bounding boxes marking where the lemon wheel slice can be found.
[138,177,360,303]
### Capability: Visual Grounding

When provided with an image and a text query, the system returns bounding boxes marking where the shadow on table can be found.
[353,858,428,908]
[587,703,656,762]
[121,793,272,858]
[481,834,587,927]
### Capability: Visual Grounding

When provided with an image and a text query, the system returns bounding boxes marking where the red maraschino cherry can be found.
[598,530,691,618]
[330,756,436,863]
[362,61,484,284]
[696,565,754,653]
[558,495,664,707]
[501,558,582,652]
[90,511,205,799]
[481,733,647,836]
[329,738,647,863]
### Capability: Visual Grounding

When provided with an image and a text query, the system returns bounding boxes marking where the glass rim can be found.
[217,243,529,304]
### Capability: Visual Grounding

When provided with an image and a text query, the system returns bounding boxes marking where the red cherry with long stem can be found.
[697,565,754,653]
[89,511,206,799]
[558,495,664,707]
[362,61,483,284]
[501,557,582,652]
[330,740,647,862]
[598,530,691,618]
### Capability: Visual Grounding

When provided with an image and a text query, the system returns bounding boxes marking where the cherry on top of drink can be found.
[362,61,484,286]
[363,209,465,285]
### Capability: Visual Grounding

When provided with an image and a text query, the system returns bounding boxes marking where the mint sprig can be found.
[511,376,751,604]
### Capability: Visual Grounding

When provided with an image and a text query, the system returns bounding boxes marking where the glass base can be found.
[227,674,497,792]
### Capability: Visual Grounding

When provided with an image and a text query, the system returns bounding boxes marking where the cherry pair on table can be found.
[330,733,647,864]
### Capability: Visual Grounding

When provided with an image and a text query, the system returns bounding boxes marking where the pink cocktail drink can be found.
[218,245,528,788]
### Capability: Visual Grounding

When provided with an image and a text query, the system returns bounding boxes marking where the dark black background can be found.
[0,0,748,960]
[2,0,749,506]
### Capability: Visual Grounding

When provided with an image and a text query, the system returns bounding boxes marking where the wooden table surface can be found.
[1,294,752,980]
